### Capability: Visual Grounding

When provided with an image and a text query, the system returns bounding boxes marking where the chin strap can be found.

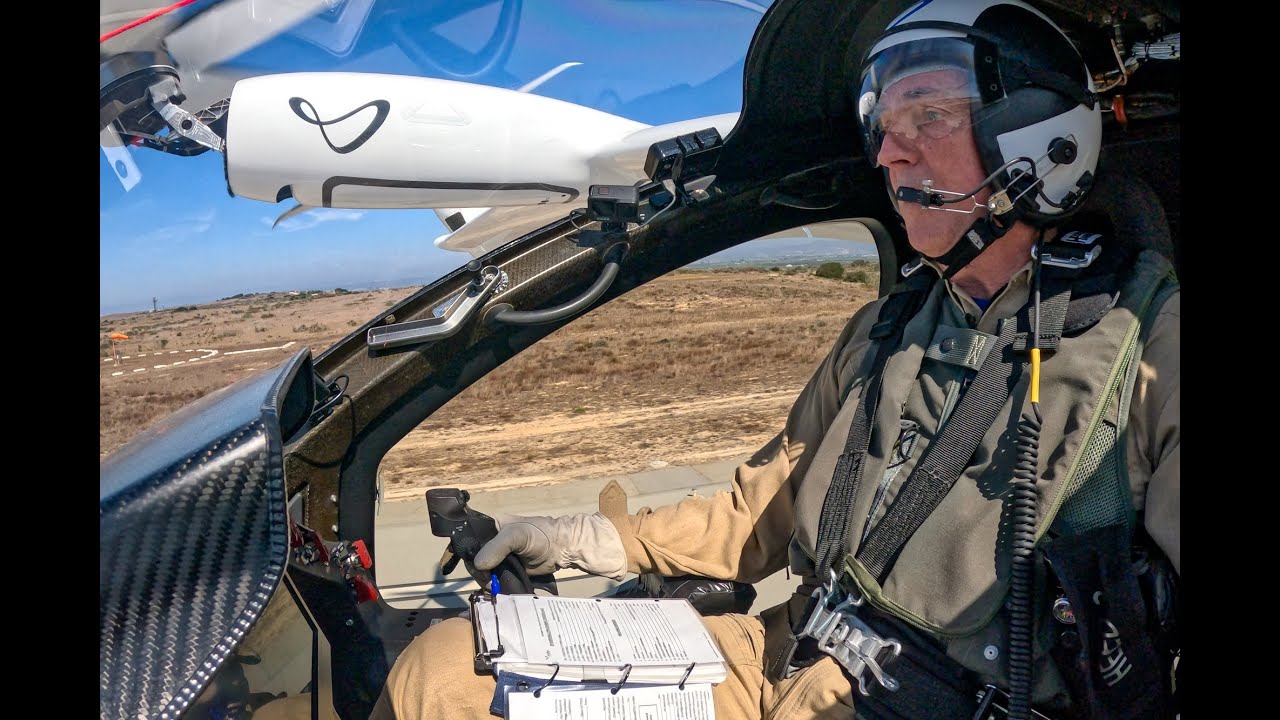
[925,210,1019,280]
[897,164,1038,280]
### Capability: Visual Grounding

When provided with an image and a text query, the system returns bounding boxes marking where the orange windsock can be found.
[110,332,129,341]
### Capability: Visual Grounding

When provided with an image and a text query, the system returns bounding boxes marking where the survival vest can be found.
[774,240,1178,717]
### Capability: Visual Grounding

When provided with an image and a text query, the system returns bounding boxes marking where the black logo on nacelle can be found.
[289,97,390,154]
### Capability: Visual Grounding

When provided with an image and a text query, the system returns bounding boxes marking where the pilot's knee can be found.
[391,616,474,678]
[384,616,495,720]
[251,692,311,720]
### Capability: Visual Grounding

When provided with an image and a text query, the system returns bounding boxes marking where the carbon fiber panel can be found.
[490,232,599,303]
[100,418,288,720]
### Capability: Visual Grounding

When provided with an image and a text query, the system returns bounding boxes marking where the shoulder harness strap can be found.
[815,270,936,578]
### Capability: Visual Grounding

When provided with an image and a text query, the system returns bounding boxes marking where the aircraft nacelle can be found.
[226,72,659,209]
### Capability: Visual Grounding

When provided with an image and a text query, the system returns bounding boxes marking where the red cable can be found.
[100,0,200,43]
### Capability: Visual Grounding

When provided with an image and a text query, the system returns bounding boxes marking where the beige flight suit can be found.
[379,256,1179,720]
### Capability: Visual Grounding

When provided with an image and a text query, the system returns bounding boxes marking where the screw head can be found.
[984,645,999,660]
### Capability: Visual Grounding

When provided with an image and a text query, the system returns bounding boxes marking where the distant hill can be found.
[689,238,878,267]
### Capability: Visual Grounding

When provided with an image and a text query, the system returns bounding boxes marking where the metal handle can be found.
[487,247,625,326]
[366,267,503,350]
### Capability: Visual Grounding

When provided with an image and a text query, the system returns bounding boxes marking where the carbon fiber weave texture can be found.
[101,417,288,720]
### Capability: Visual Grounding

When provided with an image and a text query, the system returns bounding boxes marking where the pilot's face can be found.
[874,69,990,262]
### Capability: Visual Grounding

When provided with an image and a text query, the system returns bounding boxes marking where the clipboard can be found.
[470,592,726,683]
[472,592,725,718]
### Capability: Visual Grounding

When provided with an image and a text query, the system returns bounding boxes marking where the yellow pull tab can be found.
[1030,348,1041,404]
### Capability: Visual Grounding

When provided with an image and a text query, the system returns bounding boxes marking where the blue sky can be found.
[100,1,779,315]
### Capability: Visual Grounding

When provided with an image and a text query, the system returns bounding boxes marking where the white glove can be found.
[474,512,628,581]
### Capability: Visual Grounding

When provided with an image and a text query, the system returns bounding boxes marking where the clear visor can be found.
[857,37,983,167]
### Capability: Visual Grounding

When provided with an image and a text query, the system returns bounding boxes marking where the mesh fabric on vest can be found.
[1053,420,1133,535]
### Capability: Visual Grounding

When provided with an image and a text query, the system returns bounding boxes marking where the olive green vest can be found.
[787,248,1176,698]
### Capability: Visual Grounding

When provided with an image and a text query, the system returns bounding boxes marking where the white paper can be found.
[512,596,724,667]
[476,593,526,657]
[476,595,727,684]
[477,597,499,646]
[507,683,715,720]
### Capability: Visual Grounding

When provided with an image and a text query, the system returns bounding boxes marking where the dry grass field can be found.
[101,263,880,498]
[99,286,415,455]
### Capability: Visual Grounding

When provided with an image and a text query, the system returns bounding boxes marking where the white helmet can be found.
[856,0,1101,226]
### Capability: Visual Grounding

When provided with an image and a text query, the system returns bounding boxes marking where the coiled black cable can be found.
[1007,233,1046,720]
[1008,402,1042,720]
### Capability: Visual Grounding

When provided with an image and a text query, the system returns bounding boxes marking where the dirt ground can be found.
[101,265,879,498]
[100,287,417,457]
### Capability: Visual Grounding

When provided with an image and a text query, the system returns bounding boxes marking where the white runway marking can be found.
[224,341,296,356]
[102,345,279,378]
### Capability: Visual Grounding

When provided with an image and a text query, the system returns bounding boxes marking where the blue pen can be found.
[490,572,501,595]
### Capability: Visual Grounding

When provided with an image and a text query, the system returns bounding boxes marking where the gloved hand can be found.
[474,512,628,581]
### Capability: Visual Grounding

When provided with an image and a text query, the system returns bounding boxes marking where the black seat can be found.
[1077,138,1180,277]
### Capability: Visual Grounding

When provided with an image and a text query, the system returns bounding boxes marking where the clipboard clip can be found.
[470,591,506,673]
[609,664,633,695]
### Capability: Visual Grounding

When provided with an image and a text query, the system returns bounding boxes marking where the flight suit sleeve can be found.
[601,299,882,584]
[1132,290,1179,575]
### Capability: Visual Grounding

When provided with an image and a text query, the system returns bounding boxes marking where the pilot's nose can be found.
[876,130,919,167]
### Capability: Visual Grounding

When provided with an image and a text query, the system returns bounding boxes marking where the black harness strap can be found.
[812,271,936,579]
[856,280,1070,581]
[764,273,935,684]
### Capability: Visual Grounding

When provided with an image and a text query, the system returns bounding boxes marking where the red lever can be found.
[350,575,379,603]
[352,539,372,569]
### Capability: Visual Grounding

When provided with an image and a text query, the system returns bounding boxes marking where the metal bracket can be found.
[1032,240,1102,269]
[973,684,1055,720]
[148,81,224,153]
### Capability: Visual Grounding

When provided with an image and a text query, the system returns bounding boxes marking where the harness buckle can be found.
[1032,231,1102,269]
[901,256,926,277]
[796,570,902,695]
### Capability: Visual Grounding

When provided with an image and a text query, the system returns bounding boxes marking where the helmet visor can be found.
[857,37,984,167]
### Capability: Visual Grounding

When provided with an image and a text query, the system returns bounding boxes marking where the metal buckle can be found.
[1031,239,1102,270]
[901,257,926,277]
[796,569,902,696]
[972,685,1055,720]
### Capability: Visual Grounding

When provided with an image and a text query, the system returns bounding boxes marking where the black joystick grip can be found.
[426,488,557,596]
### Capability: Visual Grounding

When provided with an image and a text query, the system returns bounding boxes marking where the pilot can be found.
[375,1,1179,718]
